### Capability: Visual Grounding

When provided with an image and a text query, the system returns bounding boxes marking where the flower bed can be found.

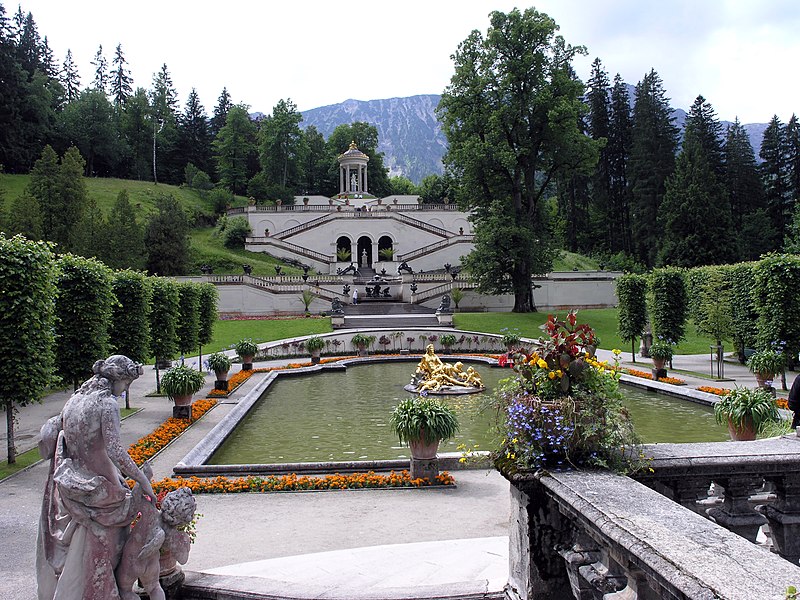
[151,470,455,494]
[128,399,217,465]
[626,368,685,385]
[697,385,731,396]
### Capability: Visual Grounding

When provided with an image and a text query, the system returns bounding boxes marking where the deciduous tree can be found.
[438,8,598,311]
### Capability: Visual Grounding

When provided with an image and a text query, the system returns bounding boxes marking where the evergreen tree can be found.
[28,145,65,246]
[585,58,613,253]
[17,10,40,75]
[723,119,772,259]
[628,69,679,266]
[57,146,90,250]
[786,114,800,217]
[58,88,120,176]
[299,125,330,195]
[150,63,181,183]
[110,43,133,109]
[210,86,232,139]
[106,189,146,270]
[177,88,213,176]
[760,115,789,244]
[145,193,190,275]
[60,49,80,104]
[5,190,42,239]
[657,95,733,266]
[258,98,303,193]
[119,87,152,180]
[90,44,108,94]
[213,104,257,195]
[39,35,58,80]
[70,195,110,261]
[608,73,633,254]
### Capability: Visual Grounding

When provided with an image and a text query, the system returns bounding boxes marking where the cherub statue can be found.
[116,483,197,600]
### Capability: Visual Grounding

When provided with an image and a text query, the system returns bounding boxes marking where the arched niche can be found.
[357,236,373,268]
[378,235,394,261]
[336,236,353,262]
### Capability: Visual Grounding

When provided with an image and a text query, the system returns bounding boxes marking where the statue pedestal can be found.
[173,404,192,420]
[436,312,453,326]
[332,314,345,329]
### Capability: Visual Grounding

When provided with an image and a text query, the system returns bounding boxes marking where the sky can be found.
[14,0,800,124]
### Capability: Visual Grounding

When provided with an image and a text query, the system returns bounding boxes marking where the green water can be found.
[209,362,728,465]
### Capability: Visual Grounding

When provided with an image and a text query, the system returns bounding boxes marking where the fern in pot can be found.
[161,364,206,408]
[713,386,781,441]
[390,396,459,473]
[235,339,259,370]
[207,352,232,380]
[746,349,784,387]
[306,336,325,364]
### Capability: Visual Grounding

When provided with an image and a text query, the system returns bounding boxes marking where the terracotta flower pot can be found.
[215,370,229,382]
[728,416,756,441]
[172,394,193,407]
[652,357,667,370]
[409,438,440,460]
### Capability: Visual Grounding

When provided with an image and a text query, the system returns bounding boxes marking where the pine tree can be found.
[213,104,257,195]
[17,11,40,74]
[28,145,62,244]
[177,88,213,176]
[145,193,190,275]
[585,58,613,253]
[628,69,679,266]
[5,190,42,239]
[684,96,724,175]
[723,119,772,259]
[61,49,80,104]
[786,114,800,213]
[119,87,152,180]
[210,86,232,139]
[110,43,133,109]
[90,44,108,94]
[106,189,146,270]
[760,115,789,243]
[71,195,110,261]
[608,73,633,254]
[150,63,181,183]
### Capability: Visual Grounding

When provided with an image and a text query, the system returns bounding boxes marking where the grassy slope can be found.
[454,308,715,355]
[190,227,303,276]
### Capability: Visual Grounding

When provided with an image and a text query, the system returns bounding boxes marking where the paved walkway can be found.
[0,349,794,599]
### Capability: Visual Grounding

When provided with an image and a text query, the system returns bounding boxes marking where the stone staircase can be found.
[343,301,446,329]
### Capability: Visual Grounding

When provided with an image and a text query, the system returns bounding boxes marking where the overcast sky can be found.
[15,0,800,124]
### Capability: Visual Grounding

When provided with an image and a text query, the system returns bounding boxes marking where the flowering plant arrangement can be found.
[649,340,674,362]
[495,312,639,472]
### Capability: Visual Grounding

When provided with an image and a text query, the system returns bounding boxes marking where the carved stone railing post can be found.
[763,473,800,562]
[706,475,767,542]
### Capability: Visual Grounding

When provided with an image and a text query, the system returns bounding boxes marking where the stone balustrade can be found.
[504,435,800,600]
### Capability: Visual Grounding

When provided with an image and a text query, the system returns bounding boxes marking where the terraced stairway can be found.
[343,301,446,329]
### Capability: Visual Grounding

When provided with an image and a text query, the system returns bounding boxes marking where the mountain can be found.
[301,95,445,184]
[289,92,768,185]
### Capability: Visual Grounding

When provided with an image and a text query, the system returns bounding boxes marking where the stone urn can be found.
[652,357,667,371]
[409,438,439,460]
[241,355,254,371]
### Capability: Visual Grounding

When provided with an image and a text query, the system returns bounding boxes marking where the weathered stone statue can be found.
[437,294,452,313]
[397,261,414,275]
[330,297,344,315]
[116,483,196,600]
[36,355,156,600]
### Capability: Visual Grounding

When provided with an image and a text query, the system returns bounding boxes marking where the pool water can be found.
[209,361,728,464]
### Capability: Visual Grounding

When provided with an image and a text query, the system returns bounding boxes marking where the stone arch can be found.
[336,236,353,261]
[453,218,470,235]
[256,219,276,237]
[429,218,445,230]
[357,235,373,267]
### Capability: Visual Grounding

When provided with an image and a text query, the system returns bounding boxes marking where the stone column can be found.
[339,166,344,194]
[364,164,368,193]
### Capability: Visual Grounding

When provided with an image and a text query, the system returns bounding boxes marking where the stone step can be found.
[343,315,446,329]
[346,302,435,316]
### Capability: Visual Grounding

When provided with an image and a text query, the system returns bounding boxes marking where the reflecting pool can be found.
[209,362,728,465]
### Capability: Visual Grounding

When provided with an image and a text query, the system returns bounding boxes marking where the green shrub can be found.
[746,349,785,376]
[206,352,232,373]
[713,387,781,433]
[234,339,259,358]
[390,397,459,444]
[160,364,206,399]
[649,340,674,361]
[306,336,325,352]
[222,216,252,249]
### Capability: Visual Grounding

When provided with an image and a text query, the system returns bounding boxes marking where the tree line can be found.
[0,233,219,463]
[438,8,800,311]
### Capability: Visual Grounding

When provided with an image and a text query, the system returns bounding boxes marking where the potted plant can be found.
[351,333,374,357]
[207,352,232,390]
[649,340,674,371]
[713,386,781,441]
[161,364,206,419]
[501,330,522,351]
[747,349,784,388]
[440,333,457,354]
[306,336,325,364]
[390,397,459,478]
[235,339,259,370]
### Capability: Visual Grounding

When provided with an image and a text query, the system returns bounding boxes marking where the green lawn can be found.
[0,447,41,480]
[454,308,719,355]
[202,317,334,355]
[190,227,302,276]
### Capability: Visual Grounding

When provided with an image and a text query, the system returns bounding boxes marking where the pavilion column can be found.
[339,167,344,194]
[363,165,368,193]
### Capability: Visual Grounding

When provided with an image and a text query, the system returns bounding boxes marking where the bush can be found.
[306,336,325,352]
[440,334,457,347]
[222,216,252,249]
[209,188,233,215]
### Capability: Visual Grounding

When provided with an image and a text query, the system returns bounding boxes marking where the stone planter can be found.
[310,350,321,364]
[241,355,254,371]
[409,437,440,480]
[755,372,774,388]
[357,344,367,357]
[214,370,229,391]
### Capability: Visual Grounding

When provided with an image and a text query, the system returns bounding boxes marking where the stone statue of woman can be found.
[36,355,154,600]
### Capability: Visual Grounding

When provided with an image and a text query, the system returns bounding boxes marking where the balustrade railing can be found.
[397,235,475,263]
[504,436,800,600]
[245,236,332,264]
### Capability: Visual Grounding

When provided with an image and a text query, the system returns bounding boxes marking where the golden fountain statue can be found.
[404,344,485,395]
